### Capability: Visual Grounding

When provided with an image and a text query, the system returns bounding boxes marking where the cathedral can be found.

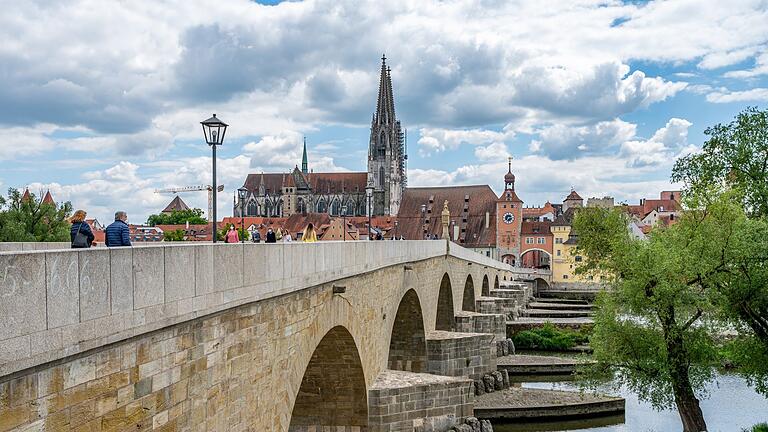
[235,55,406,218]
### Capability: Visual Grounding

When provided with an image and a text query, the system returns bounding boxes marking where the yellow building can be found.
[550,208,600,284]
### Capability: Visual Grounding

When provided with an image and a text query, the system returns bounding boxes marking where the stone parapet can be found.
[368,369,473,432]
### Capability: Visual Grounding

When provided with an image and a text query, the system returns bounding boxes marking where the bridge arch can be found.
[289,325,368,430]
[462,275,476,312]
[482,275,490,297]
[534,277,550,291]
[436,273,455,331]
[521,248,551,269]
[388,289,427,372]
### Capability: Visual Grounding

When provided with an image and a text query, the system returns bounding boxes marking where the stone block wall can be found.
[368,370,473,432]
[454,312,506,342]
[425,331,495,380]
[475,297,516,318]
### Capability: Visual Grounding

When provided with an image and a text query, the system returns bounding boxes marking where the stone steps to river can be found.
[473,386,625,421]
[532,297,591,305]
[495,354,592,375]
[527,301,594,311]
[524,309,594,318]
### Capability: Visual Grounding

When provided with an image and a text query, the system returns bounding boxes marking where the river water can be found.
[494,373,768,432]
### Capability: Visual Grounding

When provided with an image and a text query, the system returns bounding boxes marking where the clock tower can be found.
[496,157,523,265]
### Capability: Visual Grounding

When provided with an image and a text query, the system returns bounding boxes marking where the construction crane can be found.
[154,185,224,221]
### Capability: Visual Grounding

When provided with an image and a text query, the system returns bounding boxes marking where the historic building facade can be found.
[235,55,406,218]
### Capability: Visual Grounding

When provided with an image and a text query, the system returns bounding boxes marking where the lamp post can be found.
[394,220,398,240]
[341,205,347,241]
[237,187,247,244]
[366,183,374,241]
[201,114,228,243]
[420,204,427,239]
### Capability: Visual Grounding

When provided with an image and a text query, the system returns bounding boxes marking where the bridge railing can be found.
[0,240,511,377]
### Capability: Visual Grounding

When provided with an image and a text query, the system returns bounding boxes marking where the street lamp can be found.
[341,205,347,241]
[394,220,399,240]
[420,204,427,239]
[201,114,228,243]
[366,183,374,241]
[237,187,247,244]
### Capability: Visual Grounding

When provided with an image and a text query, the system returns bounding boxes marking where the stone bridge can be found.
[0,241,535,432]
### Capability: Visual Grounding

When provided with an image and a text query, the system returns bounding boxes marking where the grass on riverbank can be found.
[512,323,591,351]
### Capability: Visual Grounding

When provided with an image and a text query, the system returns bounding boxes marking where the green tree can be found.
[0,188,72,242]
[672,106,768,218]
[574,205,723,432]
[163,229,186,242]
[146,208,207,226]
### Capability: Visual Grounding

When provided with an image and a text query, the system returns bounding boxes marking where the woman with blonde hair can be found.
[301,223,317,242]
[70,210,95,248]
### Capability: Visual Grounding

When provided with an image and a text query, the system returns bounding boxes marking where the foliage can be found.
[512,323,589,351]
[743,423,768,432]
[217,227,249,242]
[0,188,72,242]
[672,106,768,218]
[146,208,207,226]
[163,229,186,242]
[574,204,726,431]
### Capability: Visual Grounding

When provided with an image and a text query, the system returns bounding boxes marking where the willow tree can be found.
[672,106,768,218]
[573,191,767,432]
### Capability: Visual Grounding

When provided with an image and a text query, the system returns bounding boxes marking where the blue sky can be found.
[1,0,767,223]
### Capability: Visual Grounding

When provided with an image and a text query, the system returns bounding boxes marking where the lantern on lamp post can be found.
[237,187,247,243]
[200,114,228,243]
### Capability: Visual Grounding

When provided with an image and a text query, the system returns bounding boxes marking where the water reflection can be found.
[493,374,767,432]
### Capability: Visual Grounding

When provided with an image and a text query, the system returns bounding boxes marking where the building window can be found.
[486,251,490,257]
[557,250,561,256]
[555,237,563,244]
[526,237,534,244]
[537,237,545,244]
[563,275,569,279]
[575,256,583,262]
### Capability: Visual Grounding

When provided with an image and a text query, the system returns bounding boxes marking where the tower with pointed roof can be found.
[301,137,308,175]
[368,54,406,216]
[496,157,524,265]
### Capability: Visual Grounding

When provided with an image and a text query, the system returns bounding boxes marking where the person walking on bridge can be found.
[105,211,131,247]
[225,225,239,243]
[70,210,95,248]
[265,228,277,243]
[301,223,317,242]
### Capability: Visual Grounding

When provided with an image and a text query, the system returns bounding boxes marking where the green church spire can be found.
[301,136,308,174]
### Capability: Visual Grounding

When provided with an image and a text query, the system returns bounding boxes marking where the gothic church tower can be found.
[368,55,406,216]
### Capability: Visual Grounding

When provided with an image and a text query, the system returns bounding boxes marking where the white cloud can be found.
[724,51,768,78]
[474,142,510,162]
[532,119,637,160]
[418,128,514,156]
[620,118,693,168]
[706,88,768,103]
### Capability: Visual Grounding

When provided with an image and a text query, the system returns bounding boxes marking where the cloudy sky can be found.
[2,0,768,223]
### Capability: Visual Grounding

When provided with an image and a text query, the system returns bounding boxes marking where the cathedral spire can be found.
[375,54,396,126]
[301,136,308,174]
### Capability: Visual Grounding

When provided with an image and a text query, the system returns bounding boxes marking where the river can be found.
[493,373,768,432]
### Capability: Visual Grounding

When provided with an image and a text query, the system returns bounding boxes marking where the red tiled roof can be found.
[243,173,287,194]
[42,190,54,204]
[521,221,553,235]
[162,196,190,213]
[307,172,368,194]
[564,190,582,201]
[522,202,555,217]
[396,185,497,246]
[641,199,680,215]
[21,189,31,202]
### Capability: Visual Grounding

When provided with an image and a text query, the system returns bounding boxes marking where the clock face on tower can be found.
[503,212,514,224]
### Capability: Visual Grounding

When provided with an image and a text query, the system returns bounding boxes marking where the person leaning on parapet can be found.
[70,209,96,248]
[105,211,131,247]
[225,225,240,243]
[282,228,293,243]
[251,229,261,243]
[265,227,277,243]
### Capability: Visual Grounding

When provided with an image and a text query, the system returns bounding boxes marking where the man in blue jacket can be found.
[105,211,132,247]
